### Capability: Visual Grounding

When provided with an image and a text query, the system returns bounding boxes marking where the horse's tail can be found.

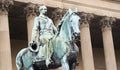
[16,48,27,70]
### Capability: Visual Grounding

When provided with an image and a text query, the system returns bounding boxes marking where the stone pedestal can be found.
[101,17,117,70]
[80,13,95,70]
[0,10,12,70]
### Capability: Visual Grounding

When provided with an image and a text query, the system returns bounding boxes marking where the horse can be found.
[16,9,80,70]
[33,9,81,70]
[16,41,40,70]
[53,9,80,70]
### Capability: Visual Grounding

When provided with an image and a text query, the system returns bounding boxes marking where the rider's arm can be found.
[32,17,39,41]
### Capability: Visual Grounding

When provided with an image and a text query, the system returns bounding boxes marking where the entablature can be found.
[11,0,120,19]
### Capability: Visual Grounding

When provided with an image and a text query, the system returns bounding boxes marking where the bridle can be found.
[69,13,80,42]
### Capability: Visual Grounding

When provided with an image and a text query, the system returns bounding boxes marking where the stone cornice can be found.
[24,2,40,17]
[64,0,120,13]
[14,0,120,18]
[0,0,14,11]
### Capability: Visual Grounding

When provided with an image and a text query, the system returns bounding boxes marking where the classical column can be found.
[24,3,39,42]
[51,8,64,26]
[0,0,13,70]
[80,13,95,70]
[101,16,117,70]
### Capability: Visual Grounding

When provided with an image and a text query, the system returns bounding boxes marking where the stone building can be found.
[0,0,120,70]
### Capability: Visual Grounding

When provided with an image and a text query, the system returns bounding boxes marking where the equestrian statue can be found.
[16,5,81,70]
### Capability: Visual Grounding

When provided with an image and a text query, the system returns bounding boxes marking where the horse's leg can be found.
[68,54,78,70]
[69,44,79,70]
[61,55,69,70]
[70,62,76,70]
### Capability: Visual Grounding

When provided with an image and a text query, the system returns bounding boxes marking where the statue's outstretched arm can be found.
[32,17,39,41]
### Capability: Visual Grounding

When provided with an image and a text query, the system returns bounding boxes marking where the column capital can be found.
[79,12,94,28]
[0,0,14,11]
[100,16,116,31]
[51,8,66,21]
[24,2,39,17]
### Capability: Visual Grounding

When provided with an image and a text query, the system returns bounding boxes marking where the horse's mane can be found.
[57,10,73,41]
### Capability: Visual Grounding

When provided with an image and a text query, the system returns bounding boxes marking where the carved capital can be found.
[0,0,14,11]
[62,8,67,16]
[100,16,116,31]
[24,3,39,17]
[79,12,94,28]
[51,8,66,21]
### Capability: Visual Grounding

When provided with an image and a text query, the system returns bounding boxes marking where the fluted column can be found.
[101,16,117,70]
[80,13,95,70]
[24,3,38,42]
[0,0,13,70]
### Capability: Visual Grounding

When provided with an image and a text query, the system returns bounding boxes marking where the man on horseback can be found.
[31,5,57,66]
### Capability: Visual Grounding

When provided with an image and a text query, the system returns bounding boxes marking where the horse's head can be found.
[28,41,39,52]
[57,9,80,41]
[69,11,80,40]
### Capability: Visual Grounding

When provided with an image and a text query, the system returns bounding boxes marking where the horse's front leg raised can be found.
[61,55,69,70]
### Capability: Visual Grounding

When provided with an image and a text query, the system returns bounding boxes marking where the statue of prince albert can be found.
[31,5,58,66]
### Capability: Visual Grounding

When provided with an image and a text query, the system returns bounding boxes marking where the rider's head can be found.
[39,5,47,14]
